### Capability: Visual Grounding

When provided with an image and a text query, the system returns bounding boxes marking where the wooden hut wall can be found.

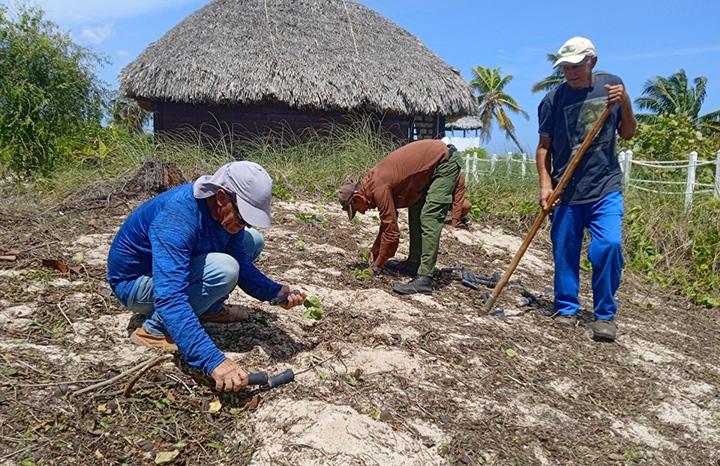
[153,102,412,141]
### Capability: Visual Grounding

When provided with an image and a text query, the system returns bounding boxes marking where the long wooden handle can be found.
[483,104,614,312]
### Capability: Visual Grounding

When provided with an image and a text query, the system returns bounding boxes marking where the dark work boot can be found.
[384,260,420,277]
[392,275,433,295]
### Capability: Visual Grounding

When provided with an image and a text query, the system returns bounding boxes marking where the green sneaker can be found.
[593,319,617,342]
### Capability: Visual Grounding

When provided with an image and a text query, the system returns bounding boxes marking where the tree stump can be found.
[126,160,187,194]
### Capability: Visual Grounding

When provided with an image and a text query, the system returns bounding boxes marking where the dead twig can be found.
[123,355,174,397]
[57,303,76,334]
[72,354,173,397]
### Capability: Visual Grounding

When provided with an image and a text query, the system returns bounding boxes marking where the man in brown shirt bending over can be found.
[338,139,462,295]
[447,173,473,230]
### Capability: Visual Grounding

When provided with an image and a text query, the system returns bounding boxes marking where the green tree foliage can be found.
[0,5,108,176]
[635,69,720,133]
[531,54,564,94]
[469,66,528,153]
[109,94,151,135]
[626,114,718,162]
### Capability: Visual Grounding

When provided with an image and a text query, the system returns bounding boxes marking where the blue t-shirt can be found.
[107,183,282,373]
[538,73,624,204]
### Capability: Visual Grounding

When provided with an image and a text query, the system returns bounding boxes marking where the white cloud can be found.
[116,50,129,57]
[35,0,203,23]
[77,23,116,45]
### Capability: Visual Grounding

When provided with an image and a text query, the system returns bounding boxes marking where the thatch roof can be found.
[119,0,478,117]
[445,115,483,130]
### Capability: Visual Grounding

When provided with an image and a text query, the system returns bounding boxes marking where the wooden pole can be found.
[484,105,614,312]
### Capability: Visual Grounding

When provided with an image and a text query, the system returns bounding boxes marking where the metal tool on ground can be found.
[484,104,614,312]
[247,369,295,389]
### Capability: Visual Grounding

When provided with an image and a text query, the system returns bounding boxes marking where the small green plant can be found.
[369,409,379,420]
[343,373,359,387]
[272,183,294,202]
[301,295,324,320]
[296,239,306,249]
[353,268,372,279]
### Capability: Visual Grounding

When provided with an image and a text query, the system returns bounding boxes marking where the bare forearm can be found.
[536,146,552,190]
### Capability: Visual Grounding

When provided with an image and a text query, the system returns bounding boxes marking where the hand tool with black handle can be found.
[269,289,302,306]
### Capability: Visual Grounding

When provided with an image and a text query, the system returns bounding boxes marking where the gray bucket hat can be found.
[194,161,273,228]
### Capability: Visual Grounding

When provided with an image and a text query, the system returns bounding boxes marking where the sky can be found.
[26,0,720,155]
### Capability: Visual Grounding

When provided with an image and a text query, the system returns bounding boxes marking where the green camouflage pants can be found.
[407,151,462,276]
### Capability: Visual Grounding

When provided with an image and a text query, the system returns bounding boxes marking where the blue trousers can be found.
[116,228,264,336]
[550,191,624,321]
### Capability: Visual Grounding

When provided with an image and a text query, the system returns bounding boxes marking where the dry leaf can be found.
[242,394,264,411]
[155,450,180,464]
[207,399,222,413]
[42,259,69,273]
[88,219,98,228]
[608,453,625,461]
[68,266,82,275]
[94,449,104,460]
[97,403,110,414]
[3,249,20,255]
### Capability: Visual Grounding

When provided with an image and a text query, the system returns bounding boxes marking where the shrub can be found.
[0,5,108,177]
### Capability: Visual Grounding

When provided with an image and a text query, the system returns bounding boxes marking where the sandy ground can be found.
[0,192,719,465]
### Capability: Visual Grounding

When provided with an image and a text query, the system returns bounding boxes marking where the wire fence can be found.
[619,149,720,211]
[463,149,720,211]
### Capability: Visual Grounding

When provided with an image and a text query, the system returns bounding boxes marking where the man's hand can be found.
[539,186,559,212]
[276,285,307,309]
[605,84,630,106]
[211,358,248,392]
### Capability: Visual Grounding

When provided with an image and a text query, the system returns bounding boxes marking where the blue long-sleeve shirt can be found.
[107,183,282,373]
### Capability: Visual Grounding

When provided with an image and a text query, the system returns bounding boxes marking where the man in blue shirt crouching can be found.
[108,161,306,392]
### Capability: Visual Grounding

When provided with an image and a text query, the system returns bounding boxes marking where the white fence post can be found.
[521,153,527,180]
[623,150,633,185]
[715,149,720,201]
[506,152,512,175]
[465,152,471,179]
[685,151,698,211]
[472,152,478,182]
[491,153,497,173]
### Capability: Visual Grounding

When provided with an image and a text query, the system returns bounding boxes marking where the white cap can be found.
[194,161,273,228]
[554,37,596,67]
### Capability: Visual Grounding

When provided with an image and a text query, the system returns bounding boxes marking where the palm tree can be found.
[470,66,528,153]
[635,69,720,133]
[531,54,564,94]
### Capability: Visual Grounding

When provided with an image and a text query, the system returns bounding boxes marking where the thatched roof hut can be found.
[119,0,478,141]
[445,116,483,131]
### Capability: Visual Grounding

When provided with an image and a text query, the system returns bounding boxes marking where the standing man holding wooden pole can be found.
[537,37,636,341]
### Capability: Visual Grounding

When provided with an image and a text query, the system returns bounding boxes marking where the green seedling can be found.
[353,268,372,280]
[301,295,324,320]
[343,373,359,387]
[296,239,306,249]
[362,250,370,262]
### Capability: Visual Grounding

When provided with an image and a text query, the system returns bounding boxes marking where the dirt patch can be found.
[1,193,719,465]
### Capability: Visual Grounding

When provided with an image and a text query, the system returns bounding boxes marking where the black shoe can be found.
[384,260,419,277]
[593,319,617,342]
[393,275,433,295]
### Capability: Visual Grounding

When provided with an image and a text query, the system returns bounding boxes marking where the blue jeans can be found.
[117,228,264,336]
[550,191,624,321]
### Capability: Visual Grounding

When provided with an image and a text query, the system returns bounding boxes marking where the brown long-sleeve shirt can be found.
[450,173,470,227]
[360,140,449,267]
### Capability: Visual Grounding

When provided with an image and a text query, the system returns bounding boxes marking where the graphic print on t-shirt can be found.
[563,97,614,154]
